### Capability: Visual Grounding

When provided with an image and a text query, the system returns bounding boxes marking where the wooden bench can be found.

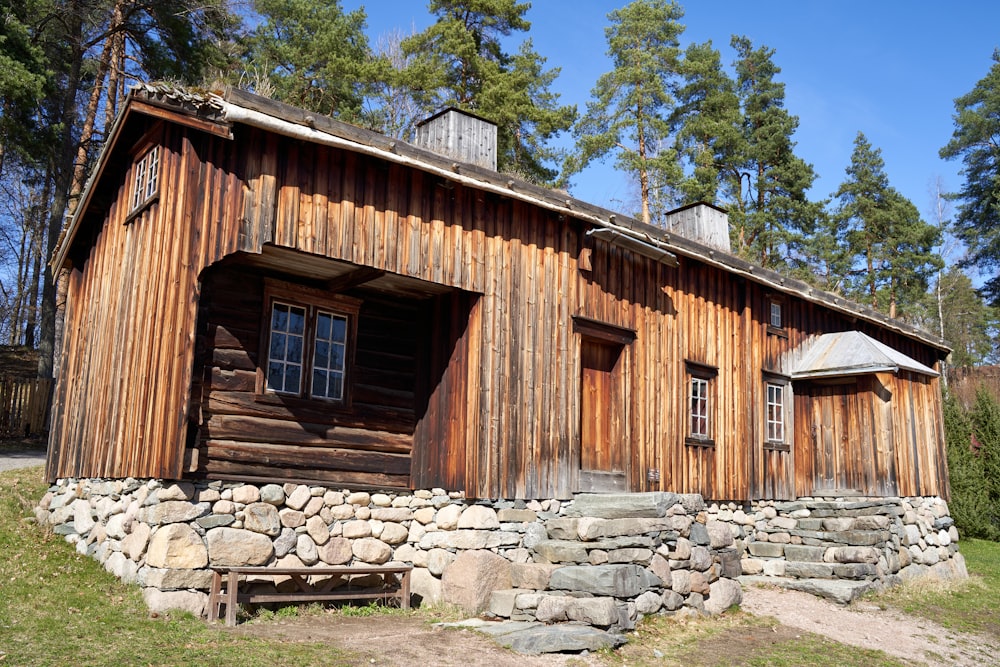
[207,564,412,626]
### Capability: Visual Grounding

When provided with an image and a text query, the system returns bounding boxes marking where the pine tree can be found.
[943,391,998,540]
[245,0,373,122]
[671,40,741,206]
[728,36,818,270]
[940,50,1000,306]
[566,0,686,226]
[830,132,942,319]
[934,270,998,366]
[402,0,576,184]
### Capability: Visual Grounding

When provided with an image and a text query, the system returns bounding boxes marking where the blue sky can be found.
[352,1,1000,231]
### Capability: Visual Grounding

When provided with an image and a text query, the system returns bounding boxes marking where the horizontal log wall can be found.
[191,267,425,488]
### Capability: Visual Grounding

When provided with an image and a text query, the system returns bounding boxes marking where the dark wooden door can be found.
[579,339,625,492]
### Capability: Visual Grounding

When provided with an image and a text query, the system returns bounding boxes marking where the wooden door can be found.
[578,339,625,492]
[809,383,851,494]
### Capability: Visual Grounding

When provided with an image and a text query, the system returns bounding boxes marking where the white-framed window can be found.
[769,301,782,329]
[260,281,359,404]
[766,382,785,443]
[685,361,717,445]
[690,376,710,439]
[130,145,160,212]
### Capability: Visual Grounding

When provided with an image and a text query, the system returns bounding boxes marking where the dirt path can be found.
[238,615,602,666]
[740,585,999,666]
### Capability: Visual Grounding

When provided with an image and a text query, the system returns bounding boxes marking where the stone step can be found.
[739,575,880,605]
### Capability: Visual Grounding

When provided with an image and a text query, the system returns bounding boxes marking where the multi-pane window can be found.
[130,145,160,212]
[267,303,306,394]
[766,382,785,443]
[261,282,358,404]
[769,301,783,329]
[311,311,348,400]
[689,376,710,439]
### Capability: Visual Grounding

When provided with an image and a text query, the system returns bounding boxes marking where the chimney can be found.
[414,107,497,171]
[663,202,732,252]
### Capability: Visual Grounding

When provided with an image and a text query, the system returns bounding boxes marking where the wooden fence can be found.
[0,376,51,437]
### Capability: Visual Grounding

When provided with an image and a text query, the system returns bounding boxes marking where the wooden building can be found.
[45,84,951,502]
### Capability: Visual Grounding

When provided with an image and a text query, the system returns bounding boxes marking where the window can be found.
[260,281,359,404]
[690,376,710,439]
[685,362,717,445]
[766,382,785,443]
[769,301,782,329]
[130,145,160,212]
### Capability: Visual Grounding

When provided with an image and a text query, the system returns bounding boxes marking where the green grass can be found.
[872,537,1000,638]
[0,466,354,667]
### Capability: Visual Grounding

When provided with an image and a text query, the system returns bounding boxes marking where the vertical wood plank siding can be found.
[48,123,244,481]
[49,117,949,502]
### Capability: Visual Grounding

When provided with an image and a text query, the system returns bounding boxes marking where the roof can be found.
[791,331,940,379]
[53,82,951,355]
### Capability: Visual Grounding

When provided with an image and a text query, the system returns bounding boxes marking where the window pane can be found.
[288,306,305,335]
[331,316,347,342]
[285,365,301,392]
[269,332,285,360]
[316,312,331,340]
[314,340,329,369]
[286,333,303,363]
[329,372,344,400]
[273,305,287,331]
[312,369,327,397]
[330,343,345,369]
[267,362,284,391]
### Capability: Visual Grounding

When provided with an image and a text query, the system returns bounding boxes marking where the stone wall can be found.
[34,479,742,631]
[703,496,967,603]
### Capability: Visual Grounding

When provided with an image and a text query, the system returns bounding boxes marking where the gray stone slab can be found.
[566,493,678,519]
[783,544,826,562]
[549,564,661,597]
[495,624,628,654]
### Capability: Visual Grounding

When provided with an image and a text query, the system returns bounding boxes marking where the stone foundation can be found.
[705,496,967,603]
[34,480,741,631]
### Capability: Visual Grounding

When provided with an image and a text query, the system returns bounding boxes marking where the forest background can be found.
[1,0,1000,536]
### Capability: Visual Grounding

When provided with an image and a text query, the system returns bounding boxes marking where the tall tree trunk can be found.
[24,173,52,348]
[37,9,85,380]
[70,3,121,199]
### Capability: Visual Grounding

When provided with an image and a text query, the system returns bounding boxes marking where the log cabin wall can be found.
[49,92,950,502]
[190,265,436,489]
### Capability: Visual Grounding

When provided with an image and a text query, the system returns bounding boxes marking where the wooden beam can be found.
[325,266,386,293]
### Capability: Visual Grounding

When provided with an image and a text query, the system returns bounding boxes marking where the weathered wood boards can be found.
[48,89,950,502]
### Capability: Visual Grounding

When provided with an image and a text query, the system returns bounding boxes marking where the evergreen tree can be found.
[245,0,372,122]
[940,50,1000,306]
[402,0,576,184]
[566,0,685,225]
[728,36,818,270]
[830,132,942,319]
[671,40,741,206]
[934,269,998,366]
[943,391,999,541]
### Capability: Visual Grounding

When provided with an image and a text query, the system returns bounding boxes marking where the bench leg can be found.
[400,570,411,610]
[207,571,222,623]
[225,571,239,627]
